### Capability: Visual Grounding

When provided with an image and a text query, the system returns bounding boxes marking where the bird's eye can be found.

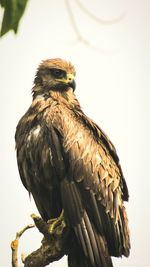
[50,69,64,78]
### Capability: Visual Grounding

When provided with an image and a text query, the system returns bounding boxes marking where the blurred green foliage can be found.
[0,0,28,37]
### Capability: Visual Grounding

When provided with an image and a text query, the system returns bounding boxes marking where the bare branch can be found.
[11,214,70,267]
[65,0,82,42]
[23,214,69,267]
[11,224,34,267]
[75,0,126,25]
[65,0,120,53]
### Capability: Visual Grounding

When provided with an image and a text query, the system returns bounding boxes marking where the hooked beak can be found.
[56,73,76,91]
[66,73,76,91]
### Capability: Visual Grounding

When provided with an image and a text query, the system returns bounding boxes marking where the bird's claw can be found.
[48,210,66,235]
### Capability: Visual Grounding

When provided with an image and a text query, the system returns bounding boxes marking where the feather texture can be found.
[15,58,130,267]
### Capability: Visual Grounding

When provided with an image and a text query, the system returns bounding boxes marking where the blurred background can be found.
[0,0,150,266]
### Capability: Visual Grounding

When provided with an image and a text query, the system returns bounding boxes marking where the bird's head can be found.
[33,58,76,97]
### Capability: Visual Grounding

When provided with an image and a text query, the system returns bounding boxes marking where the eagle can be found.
[15,58,130,267]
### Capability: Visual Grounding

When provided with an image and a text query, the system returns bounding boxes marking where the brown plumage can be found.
[15,58,130,267]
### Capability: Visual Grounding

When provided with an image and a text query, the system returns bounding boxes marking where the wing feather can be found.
[55,108,130,257]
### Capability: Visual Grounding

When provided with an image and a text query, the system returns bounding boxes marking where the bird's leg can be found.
[48,210,66,235]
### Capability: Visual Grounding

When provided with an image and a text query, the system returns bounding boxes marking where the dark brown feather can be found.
[15,58,130,267]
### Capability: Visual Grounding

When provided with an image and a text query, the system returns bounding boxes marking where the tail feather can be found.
[68,229,113,267]
[61,179,113,267]
[68,243,93,267]
[74,211,113,267]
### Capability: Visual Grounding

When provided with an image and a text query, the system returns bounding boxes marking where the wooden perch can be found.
[11,224,35,267]
[11,214,70,267]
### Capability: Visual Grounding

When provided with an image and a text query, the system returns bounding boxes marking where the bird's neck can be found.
[51,88,80,108]
[32,86,81,110]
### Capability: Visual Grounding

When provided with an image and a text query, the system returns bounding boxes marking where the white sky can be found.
[0,0,150,266]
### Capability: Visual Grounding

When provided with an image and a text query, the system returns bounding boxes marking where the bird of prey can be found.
[15,58,130,267]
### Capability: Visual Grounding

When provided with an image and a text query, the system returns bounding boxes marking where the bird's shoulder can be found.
[15,97,56,139]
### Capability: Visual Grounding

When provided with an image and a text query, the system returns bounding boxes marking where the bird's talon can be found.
[48,210,65,234]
